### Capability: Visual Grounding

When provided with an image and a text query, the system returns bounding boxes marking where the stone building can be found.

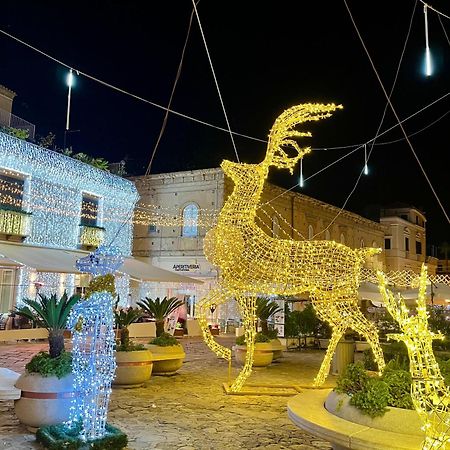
[131,167,433,320]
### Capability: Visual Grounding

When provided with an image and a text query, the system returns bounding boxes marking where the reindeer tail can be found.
[356,247,382,262]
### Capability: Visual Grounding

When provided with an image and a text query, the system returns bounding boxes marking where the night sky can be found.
[0,1,449,248]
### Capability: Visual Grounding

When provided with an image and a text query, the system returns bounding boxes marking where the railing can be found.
[0,107,35,140]
[79,225,105,248]
[0,208,31,238]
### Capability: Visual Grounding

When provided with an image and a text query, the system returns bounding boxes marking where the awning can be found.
[0,242,203,284]
[119,257,203,284]
[359,280,450,305]
[0,241,83,273]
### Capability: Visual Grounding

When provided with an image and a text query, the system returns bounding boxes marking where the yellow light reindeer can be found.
[198,103,385,392]
[378,265,450,450]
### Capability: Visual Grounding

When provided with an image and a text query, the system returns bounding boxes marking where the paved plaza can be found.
[0,336,334,449]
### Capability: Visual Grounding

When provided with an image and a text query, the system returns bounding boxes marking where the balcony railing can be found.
[79,225,105,248]
[0,107,35,140]
[0,208,32,239]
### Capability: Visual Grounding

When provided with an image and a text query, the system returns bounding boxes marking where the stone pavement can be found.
[0,336,335,449]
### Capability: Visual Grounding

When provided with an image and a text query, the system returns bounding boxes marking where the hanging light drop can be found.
[424,4,433,77]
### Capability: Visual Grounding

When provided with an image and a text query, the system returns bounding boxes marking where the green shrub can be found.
[235,332,271,346]
[382,342,410,369]
[264,328,279,340]
[350,378,389,418]
[383,369,413,409]
[150,332,180,347]
[36,421,127,450]
[362,349,378,371]
[335,362,369,395]
[438,358,450,386]
[26,351,72,378]
[115,342,145,352]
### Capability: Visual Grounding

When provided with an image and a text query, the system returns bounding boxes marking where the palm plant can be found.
[137,297,184,337]
[15,292,80,358]
[114,307,143,349]
[256,297,282,335]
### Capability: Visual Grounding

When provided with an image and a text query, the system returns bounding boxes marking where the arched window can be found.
[340,233,346,244]
[182,204,198,237]
[308,225,314,240]
[272,216,280,238]
[372,241,378,248]
[325,229,331,241]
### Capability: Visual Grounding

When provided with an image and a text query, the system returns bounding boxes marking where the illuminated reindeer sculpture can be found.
[378,265,450,450]
[198,103,385,392]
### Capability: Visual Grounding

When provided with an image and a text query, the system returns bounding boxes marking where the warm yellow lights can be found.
[0,208,31,236]
[79,225,105,248]
[198,103,385,392]
[378,265,450,450]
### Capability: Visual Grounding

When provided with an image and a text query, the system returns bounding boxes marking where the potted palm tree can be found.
[137,296,186,375]
[113,307,153,387]
[13,292,80,431]
[256,297,283,359]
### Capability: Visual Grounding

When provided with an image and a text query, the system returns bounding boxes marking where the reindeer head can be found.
[262,103,343,174]
[377,265,443,345]
[221,103,342,189]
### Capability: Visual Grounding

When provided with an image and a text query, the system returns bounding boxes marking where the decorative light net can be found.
[198,103,386,392]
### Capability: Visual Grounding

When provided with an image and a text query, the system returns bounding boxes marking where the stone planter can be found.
[235,343,274,367]
[288,388,424,450]
[14,372,75,431]
[113,349,153,387]
[355,340,371,352]
[147,344,185,375]
[270,338,283,360]
[318,338,330,349]
[325,390,423,436]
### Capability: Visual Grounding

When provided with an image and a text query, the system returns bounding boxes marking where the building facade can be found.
[379,205,431,273]
[0,131,138,313]
[131,167,432,320]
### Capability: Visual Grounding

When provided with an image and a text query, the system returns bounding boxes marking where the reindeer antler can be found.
[262,103,343,173]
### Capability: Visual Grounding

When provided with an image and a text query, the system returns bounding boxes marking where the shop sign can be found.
[172,263,200,272]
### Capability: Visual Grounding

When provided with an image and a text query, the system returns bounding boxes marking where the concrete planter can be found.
[355,341,371,352]
[113,350,153,387]
[235,343,274,367]
[325,391,423,436]
[288,389,425,450]
[318,338,330,349]
[270,338,283,360]
[147,344,185,375]
[14,372,75,431]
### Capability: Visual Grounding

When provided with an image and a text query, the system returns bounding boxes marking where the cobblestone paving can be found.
[0,337,334,450]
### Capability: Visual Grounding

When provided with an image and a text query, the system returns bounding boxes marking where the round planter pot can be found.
[113,350,153,387]
[355,341,371,352]
[325,391,423,436]
[270,338,283,360]
[14,372,75,431]
[147,344,185,375]
[235,343,274,367]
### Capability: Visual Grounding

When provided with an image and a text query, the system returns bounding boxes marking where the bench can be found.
[0,328,48,342]
[287,388,423,450]
[0,368,21,400]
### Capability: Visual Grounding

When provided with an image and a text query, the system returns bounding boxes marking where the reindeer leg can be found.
[313,323,346,387]
[347,305,385,374]
[229,295,257,393]
[198,289,232,361]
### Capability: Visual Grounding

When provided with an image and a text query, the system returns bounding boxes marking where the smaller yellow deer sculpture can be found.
[378,265,450,450]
